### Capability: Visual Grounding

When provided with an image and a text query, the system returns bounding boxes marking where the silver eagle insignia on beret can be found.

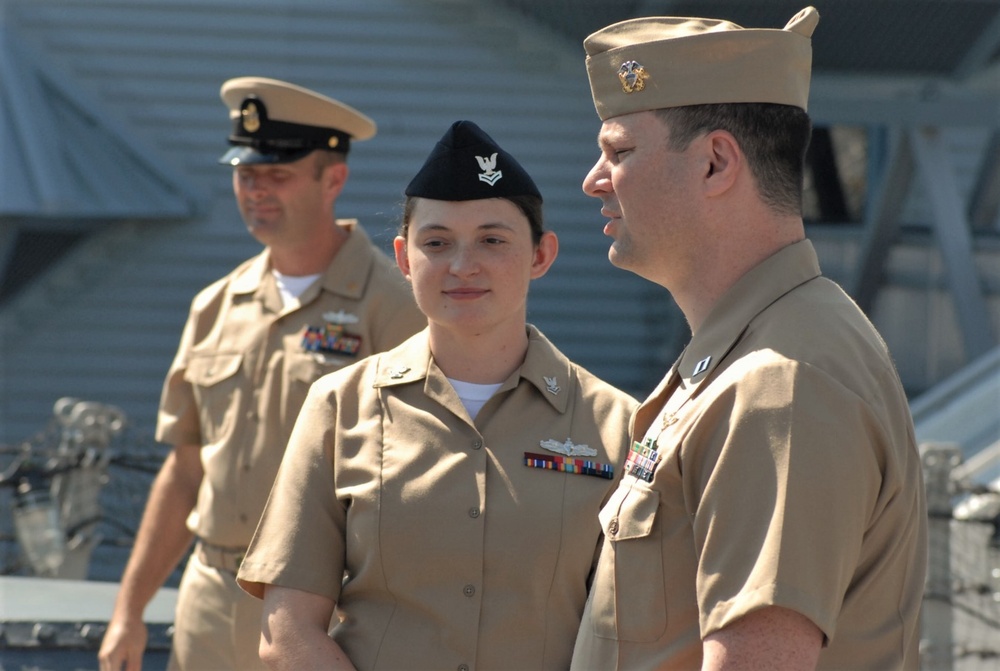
[618,60,649,94]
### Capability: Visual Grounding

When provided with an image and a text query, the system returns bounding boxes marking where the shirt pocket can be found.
[592,484,667,642]
[283,351,351,423]
[184,353,243,445]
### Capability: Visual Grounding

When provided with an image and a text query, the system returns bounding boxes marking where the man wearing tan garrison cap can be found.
[571,7,927,670]
[98,78,424,671]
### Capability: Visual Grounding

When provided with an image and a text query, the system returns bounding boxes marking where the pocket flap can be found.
[286,351,346,383]
[184,353,242,387]
[600,485,659,541]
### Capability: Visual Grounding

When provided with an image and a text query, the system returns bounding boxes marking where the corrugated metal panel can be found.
[1,0,996,445]
[0,21,199,218]
[0,0,659,444]
[499,0,1000,77]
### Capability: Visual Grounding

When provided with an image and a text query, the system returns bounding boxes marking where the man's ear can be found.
[323,162,350,201]
[393,236,412,280]
[703,130,741,197]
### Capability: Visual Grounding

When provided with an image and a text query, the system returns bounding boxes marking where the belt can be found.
[195,540,247,575]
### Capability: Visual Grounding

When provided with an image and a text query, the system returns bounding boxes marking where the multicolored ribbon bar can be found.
[523,451,614,479]
[624,438,659,482]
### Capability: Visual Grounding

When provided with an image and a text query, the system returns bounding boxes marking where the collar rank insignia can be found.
[476,153,503,186]
[624,437,660,483]
[692,355,711,377]
[301,318,362,357]
[387,366,411,380]
[543,375,560,395]
[540,437,597,458]
[618,60,649,94]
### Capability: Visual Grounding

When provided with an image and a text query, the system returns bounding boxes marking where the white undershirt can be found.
[272,270,321,308]
[448,378,503,419]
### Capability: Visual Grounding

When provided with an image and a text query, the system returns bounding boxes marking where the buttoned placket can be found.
[234,279,288,529]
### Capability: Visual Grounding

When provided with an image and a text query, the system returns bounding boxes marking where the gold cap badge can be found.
[241,101,261,133]
[618,61,649,93]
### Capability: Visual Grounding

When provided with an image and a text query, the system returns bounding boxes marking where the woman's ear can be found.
[530,231,559,280]
[393,236,412,280]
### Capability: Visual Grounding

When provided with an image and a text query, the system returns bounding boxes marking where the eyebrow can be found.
[596,129,626,151]
[414,221,517,233]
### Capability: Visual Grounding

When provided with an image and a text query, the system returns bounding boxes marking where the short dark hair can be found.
[400,195,545,244]
[655,103,812,216]
[311,149,346,179]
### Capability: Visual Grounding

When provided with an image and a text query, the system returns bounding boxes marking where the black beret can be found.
[405,121,541,201]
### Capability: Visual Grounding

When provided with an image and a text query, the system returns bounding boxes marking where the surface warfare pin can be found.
[525,438,612,479]
[540,437,597,458]
[301,312,362,357]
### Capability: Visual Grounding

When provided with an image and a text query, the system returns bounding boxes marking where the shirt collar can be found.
[373,325,573,414]
[228,219,376,301]
[676,239,822,395]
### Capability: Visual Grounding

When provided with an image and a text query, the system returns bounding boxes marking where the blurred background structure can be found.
[0,1,997,669]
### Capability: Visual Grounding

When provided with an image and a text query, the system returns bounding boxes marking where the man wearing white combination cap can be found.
[571,7,926,670]
[98,77,424,671]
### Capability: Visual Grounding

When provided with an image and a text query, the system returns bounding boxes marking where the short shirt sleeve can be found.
[237,377,349,601]
[687,356,885,640]
[155,312,202,447]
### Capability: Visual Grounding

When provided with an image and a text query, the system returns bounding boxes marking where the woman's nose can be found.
[449,245,480,277]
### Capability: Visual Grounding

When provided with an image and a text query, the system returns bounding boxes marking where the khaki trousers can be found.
[167,551,266,670]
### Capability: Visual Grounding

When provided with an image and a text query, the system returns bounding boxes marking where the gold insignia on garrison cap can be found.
[584,6,820,120]
[617,61,649,94]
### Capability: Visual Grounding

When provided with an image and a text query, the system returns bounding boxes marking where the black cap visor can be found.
[218,145,314,166]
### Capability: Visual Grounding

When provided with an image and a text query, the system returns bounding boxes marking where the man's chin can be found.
[245,221,277,243]
[607,245,630,270]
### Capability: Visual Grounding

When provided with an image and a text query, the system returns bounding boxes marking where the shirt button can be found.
[242,462,251,472]
[608,517,619,536]
[468,507,480,518]
[472,440,483,450]
[239,513,248,524]
[247,410,258,422]
[458,665,470,671]
[463,584,475,597]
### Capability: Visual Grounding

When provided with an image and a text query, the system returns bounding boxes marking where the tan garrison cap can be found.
[219,77,376,165]
[584,6,819,120]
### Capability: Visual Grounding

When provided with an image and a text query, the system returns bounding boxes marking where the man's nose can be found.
[583,159,610,197]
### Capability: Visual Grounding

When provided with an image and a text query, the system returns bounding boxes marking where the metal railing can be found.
[1,399,998,668]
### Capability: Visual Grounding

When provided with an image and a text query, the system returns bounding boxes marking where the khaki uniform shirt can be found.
[571,240,927,671]
[238,326,637,671]
[156,220,425,548]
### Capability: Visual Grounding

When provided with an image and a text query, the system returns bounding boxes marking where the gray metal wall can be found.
[0,0,660,444]
[0,0,996,444]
